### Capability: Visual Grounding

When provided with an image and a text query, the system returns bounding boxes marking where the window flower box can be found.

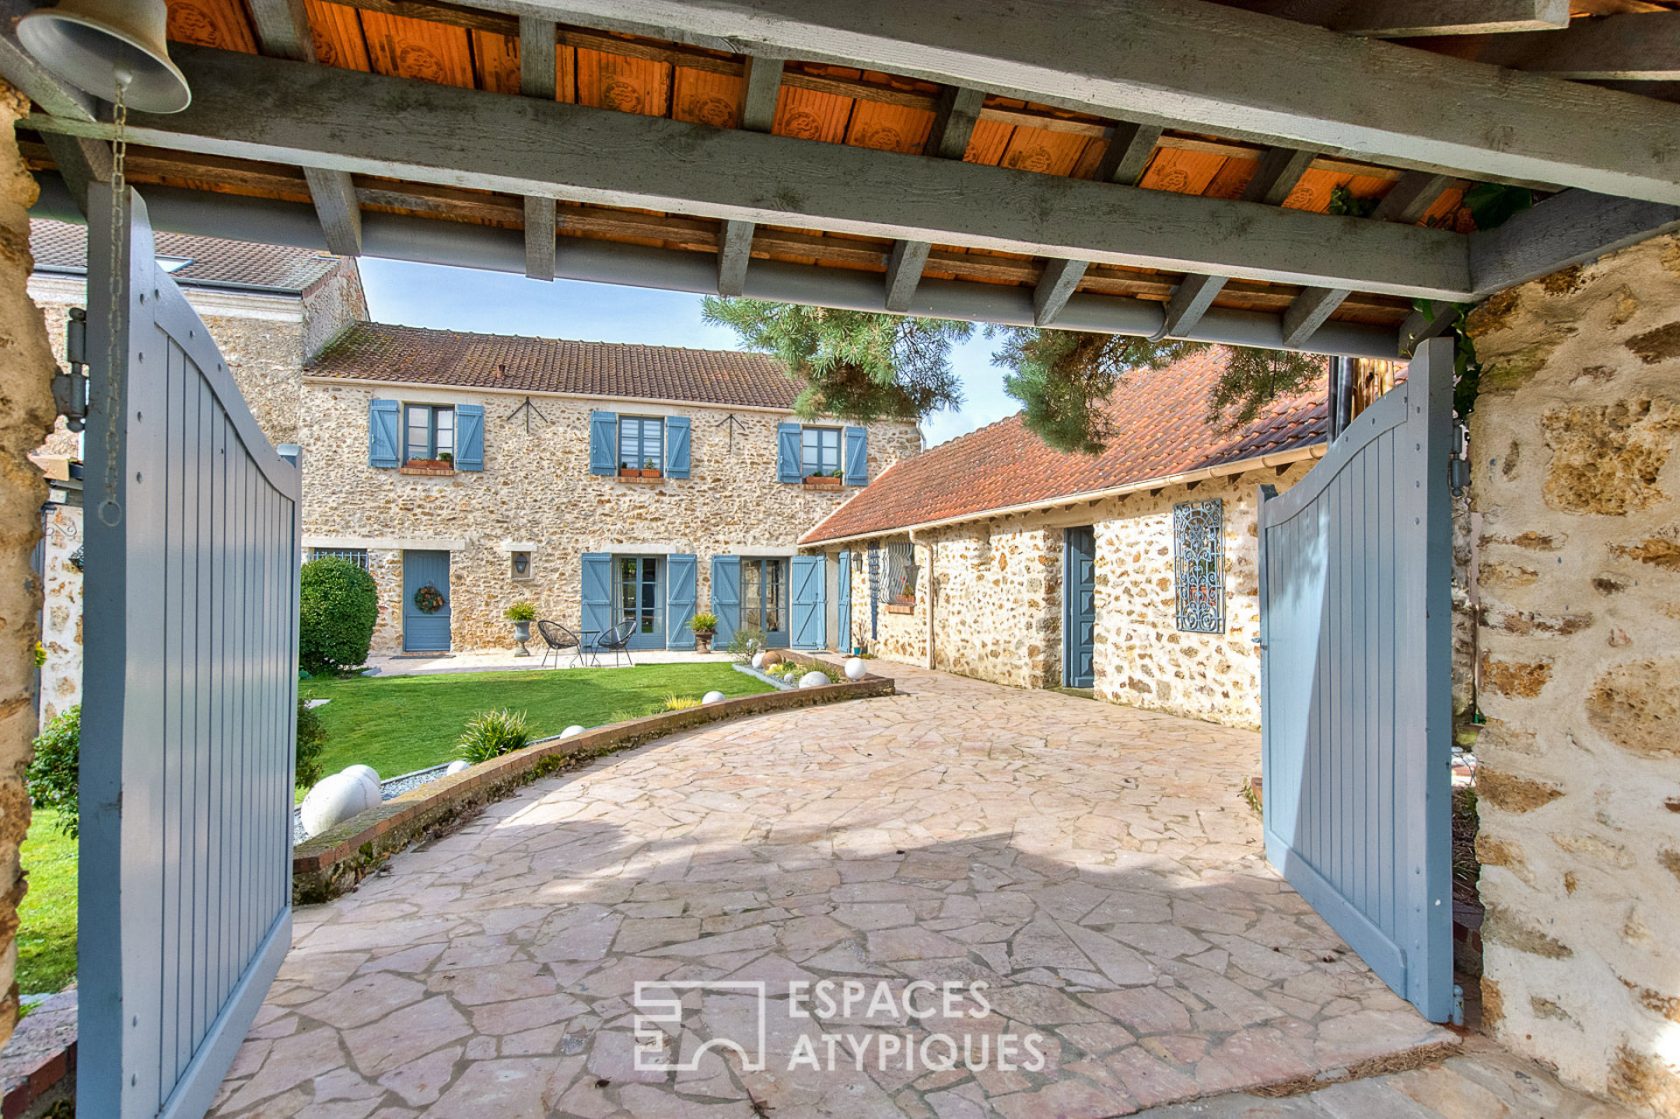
[618,467,663,480]
[885,601,916,615]
[401,458,456,477]
[803,474,842,490]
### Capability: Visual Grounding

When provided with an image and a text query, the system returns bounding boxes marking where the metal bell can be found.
[18,0,191,113]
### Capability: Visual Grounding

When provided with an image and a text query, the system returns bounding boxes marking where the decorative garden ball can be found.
[562,724,585,738]
[702,690,726,704]
[300,773,362,838]
[340,765,381,811]
[762,651,783,668]
[445,760,470,776]
[798,671,831,689]
[751,651,766,669]
[844,657,867,681]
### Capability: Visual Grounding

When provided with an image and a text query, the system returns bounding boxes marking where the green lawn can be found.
[301,662,771,783]
[18,809,76,996]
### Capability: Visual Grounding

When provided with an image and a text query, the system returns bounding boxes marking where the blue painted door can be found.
[791,554,826,649]
[403,550,452,652]
[617,556,666,650]
[80,185,298,1117]
[836,551,852,653]
[1258,338,1454,1022]
[1063,527,1096,687]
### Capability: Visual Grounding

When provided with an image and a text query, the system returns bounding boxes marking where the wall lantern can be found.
[18,0,192,114]
[511,551,531,580]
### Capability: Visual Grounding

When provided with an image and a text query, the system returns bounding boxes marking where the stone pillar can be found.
[1468,234,1680,1118]
[0,82,63,1046]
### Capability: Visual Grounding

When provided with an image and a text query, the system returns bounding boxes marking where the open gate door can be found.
[79,185,299,1117]
[1257,337,1455,1022]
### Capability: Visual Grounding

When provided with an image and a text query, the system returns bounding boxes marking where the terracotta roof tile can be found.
[305,321,802,410]
[802,349,1327,543]
[30,218,342,293]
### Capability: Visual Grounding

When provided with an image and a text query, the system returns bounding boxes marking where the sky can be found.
[359,258,1019,447]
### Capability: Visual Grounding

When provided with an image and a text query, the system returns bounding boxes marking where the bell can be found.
[18,0,190,114]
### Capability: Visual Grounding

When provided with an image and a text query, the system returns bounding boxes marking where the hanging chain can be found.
[96,80,130,527]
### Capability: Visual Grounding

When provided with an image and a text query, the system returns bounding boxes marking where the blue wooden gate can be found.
[835,551,852,653]
[402,550,452,652]
[790,554,826,650]
[80,185,299,1116]
[1063,527,1096,688]
[1257,338,1454,1022]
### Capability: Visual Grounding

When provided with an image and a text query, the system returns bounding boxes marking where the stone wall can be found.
[1467,233,1680,1117]
[825,458,1314,727]
[0,85,65,1047]
[36,502,81,724]
[299,380,922,653]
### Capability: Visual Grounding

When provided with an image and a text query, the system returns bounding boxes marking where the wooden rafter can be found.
[1219,0,1572,36]
[1403,12,1680,79]
[520,15,559,280]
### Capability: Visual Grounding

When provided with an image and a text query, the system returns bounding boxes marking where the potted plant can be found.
[439,451,454,467]
[505,600,537,656]
[805,469,842,489]
[691,611,719,653]
[643,457,661,479]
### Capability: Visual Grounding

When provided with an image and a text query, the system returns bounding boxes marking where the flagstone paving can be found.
[210,665,1476,1118]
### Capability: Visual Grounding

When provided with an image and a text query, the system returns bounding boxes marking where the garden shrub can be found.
[27,705,79,838]
[727,625,767,662]
[457,708,532,763]
[661,694,703,711]
[299,557,378,673]
[296,698,328,789]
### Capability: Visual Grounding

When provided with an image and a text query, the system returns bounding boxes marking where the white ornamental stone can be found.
[702,690,727,704]
[843,657,867,681]
[340,765,381,810]
[445,760,470,776]
[300,773,365,838]
[562,724,585,738]
[751,652,766,669]
[798,671,831,689]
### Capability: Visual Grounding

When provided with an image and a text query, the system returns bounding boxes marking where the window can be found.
[801,426,841,477]
[403,404,454,463]
[741,557,786,635]
[618,556,660,635]
[1173,498,1225,633]
[310,547,368,569]
[619,416,664,472]
[885,540,917,604]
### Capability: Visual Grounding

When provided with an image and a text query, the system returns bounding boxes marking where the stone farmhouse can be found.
[801,350,1326,728]
[297,322,922,654]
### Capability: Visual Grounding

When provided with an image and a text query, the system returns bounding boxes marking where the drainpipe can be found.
[912,532,936,671]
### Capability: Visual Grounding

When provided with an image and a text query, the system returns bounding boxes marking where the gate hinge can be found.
[52,308,89,433]
[1450,983,1465,1027]
[1448,421,1470,497]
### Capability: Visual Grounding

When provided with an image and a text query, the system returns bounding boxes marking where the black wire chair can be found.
[593,617,639,668]
[536,619,582,668]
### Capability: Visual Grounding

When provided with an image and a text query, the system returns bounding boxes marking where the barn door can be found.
[1257,337,1454,1022]
[79,185,300,1117]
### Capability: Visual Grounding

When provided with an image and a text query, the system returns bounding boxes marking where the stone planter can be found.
[695,632,715,653]
[512,619,531,657]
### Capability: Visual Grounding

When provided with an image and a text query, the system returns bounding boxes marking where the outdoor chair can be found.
[593,617,638,668]
[537,619,582,668]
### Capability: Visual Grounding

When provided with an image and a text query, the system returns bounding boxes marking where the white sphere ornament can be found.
[300,773,363,838]
[561,724,585,738]
[751,651,767,669]
[798,671,831,689]
[445,760,470,776]
[339,765,381,810]
[843,657,867,681]
[702,690,726,705]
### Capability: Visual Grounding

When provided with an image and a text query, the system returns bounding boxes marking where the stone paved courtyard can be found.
[211,666,1463,1117]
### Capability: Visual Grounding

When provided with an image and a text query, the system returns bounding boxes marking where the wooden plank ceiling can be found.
[26,0,1666,333]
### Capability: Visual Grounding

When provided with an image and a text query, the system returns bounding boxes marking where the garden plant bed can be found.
[292,657,893,903]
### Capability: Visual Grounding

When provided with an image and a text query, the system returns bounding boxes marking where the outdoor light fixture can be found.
[18,0,191,114]
[511,551,531,579]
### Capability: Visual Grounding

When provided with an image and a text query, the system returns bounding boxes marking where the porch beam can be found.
[1280,286,1350,347]
[1222,0,1570,38]
[520,16,559,280]
[884,240,932,312]
[30,46,1474,300]
[40,133,109,212]
[522,0,1680,203]
[715,55,782,295]
[1468,188,1680,297]
[1033,122,1165,326]
[1403,13,1680,81]
[245,0,362,254]
[882,85,986,311]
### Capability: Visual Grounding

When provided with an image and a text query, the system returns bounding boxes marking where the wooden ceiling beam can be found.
[1468,188,1680,296]
[716,56,783,295]
[885,85,988,311]
[520,16,559,280]
[30,47,1471,299]
[1218,0,1570,37]
[522,0,1680,203]
[1402,12,1680,80]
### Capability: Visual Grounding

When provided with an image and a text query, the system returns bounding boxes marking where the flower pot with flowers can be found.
[505,600,537,656]
[690,611,719,653]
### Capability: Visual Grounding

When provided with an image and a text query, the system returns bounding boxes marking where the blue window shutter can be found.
[665,416,691,479]
[589,411,617,475]
[776,422,802,484]
[843,426,869,486]
[581,553,614,640]
[666,553,697,648]
[791,554,827,650]
[836,551,852,653]
[710,555,740,648]
[369,399,400,468]
[455,403,485,471]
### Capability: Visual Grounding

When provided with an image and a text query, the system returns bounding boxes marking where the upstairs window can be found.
[404,404,454,463]
[618,416,665,473]
[801,426,842,477]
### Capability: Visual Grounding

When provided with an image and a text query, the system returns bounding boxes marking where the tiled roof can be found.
[30,218,342,293]
[305,321,802,410]
[802,349,1327,543]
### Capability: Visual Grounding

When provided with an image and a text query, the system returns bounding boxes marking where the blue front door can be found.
[1063,527,1095,688]
[403,550,452,652]
[617,556,665,650]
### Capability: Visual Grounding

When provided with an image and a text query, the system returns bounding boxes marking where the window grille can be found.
[885,540,918,604]
[310,547,368,569]
[1173,498,1224,633]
